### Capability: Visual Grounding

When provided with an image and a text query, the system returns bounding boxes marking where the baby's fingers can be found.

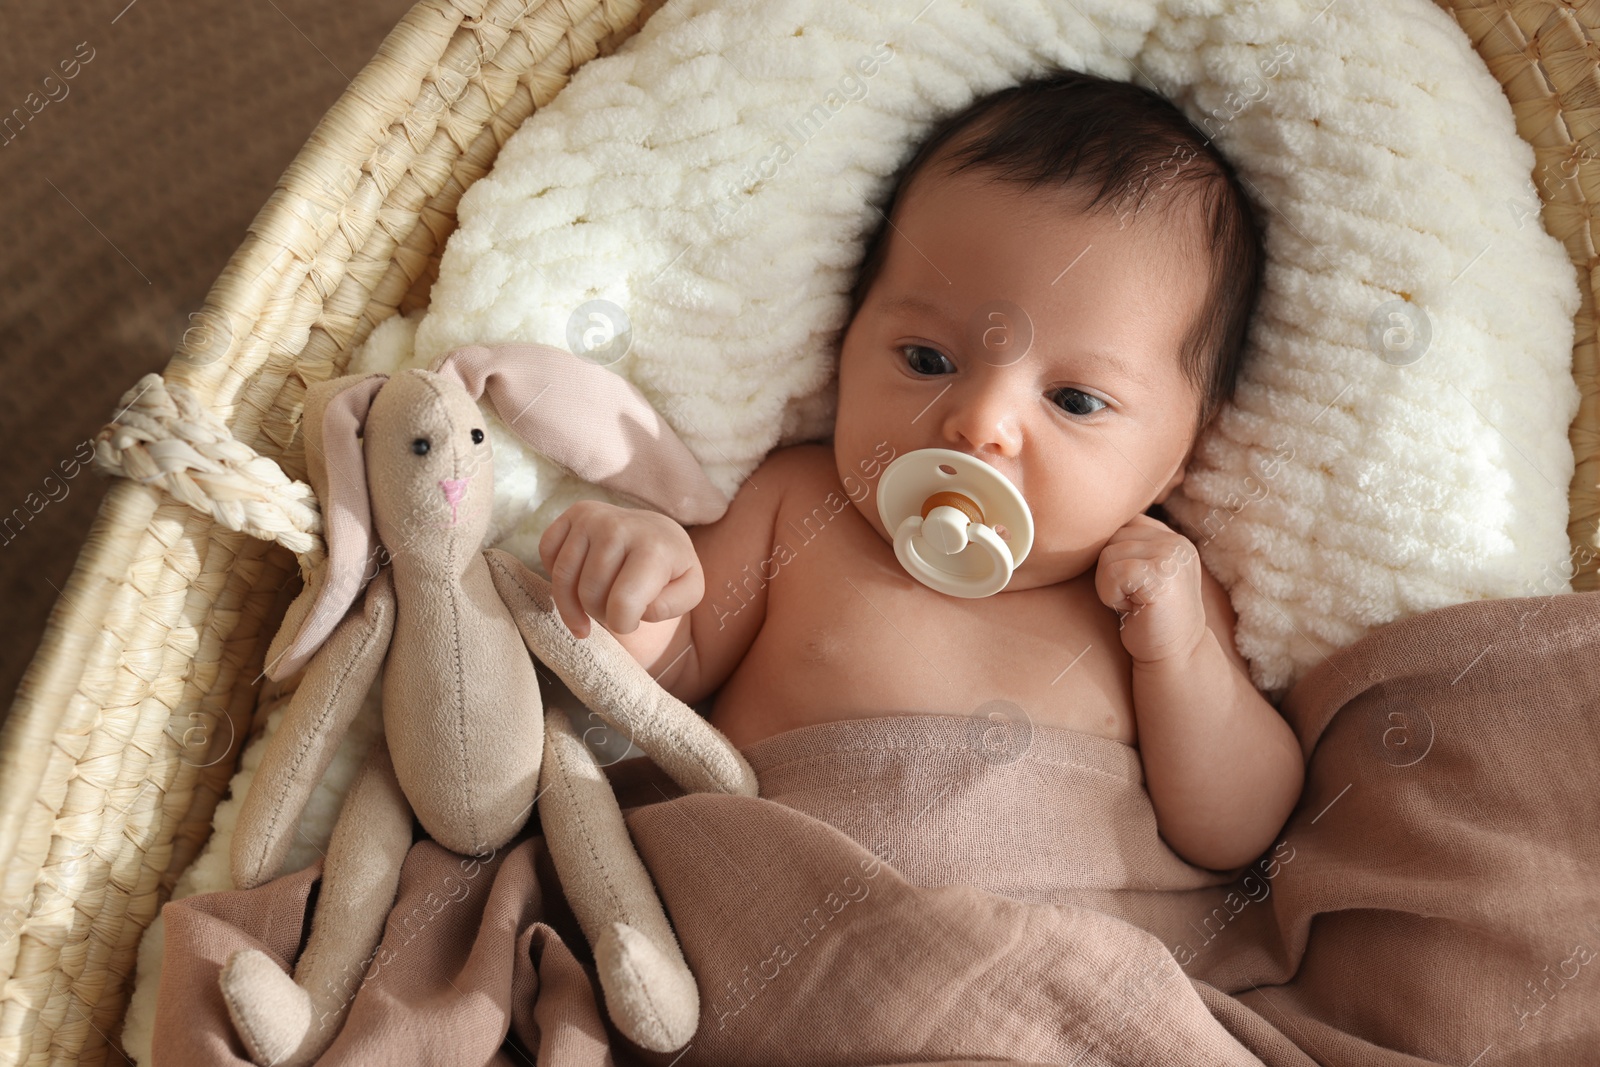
[605,543,702,632]
[538,512,572,577]
[1096,554,1173,614]
[604,549,671,634]
[547,526,605,638]
[1099,539,1201,614]
[541,510,610,638]
[641,562,703,623]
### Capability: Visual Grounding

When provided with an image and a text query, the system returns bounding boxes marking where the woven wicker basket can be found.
[1,0,1595,1061]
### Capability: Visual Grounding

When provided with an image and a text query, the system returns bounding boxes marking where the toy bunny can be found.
[219,341,758,1064]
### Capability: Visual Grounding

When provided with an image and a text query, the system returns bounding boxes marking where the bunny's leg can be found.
[221,738,414,1067]
[539,706,700,1053]
[234,567,397,891]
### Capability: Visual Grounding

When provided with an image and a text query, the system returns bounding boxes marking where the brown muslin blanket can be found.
[152,590,1600,1065]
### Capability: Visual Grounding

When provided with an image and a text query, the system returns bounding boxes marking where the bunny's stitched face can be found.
[364,370,494,571]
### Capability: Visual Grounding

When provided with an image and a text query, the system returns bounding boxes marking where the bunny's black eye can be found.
[411,437,430,456]
[470,428,484,444]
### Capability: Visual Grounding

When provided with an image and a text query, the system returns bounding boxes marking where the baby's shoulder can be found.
[749,442,839,501]
[712,444,838,537]
[759,441,833,472]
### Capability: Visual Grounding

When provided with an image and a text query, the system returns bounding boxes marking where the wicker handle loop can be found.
[91,373,326,579]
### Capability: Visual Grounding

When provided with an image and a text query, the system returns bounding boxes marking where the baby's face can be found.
[834,166,1211,590]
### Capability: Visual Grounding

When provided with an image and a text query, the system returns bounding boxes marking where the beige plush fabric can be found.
[152,588,1600,1065]
[215,348,749,1060]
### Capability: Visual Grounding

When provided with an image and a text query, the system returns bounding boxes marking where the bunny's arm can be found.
[232,566,397,890]
[484,549,758,798]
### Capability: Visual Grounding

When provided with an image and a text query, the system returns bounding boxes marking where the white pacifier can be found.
[876,448,1034,598]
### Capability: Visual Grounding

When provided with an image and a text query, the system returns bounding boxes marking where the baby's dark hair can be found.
[848,69,1266,434]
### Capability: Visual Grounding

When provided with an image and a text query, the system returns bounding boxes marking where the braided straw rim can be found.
[91,374,325,578]
[0,0,1593,1062]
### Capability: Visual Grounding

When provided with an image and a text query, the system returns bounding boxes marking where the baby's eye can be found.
[901,344,955,376]
[1050,388,1107,417]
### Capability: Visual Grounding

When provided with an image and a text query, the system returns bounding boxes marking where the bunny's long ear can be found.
[433,342,729,526]
[262,373,389,681]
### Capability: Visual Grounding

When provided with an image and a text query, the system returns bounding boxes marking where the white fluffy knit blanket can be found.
[122,0,1580,1059]
[391,0,1578,696]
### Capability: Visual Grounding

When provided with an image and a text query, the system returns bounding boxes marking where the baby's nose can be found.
[945,402,1021,457]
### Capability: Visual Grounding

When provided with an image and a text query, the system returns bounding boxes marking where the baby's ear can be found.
[1154,455,1189,505]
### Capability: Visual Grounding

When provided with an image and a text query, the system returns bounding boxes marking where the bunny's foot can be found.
[220,741,412,1066]
[533,704,703,1051]
[596,920,700,1053]
[220,948,321,1067]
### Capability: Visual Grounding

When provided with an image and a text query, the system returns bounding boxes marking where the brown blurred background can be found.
[0,0,416,732]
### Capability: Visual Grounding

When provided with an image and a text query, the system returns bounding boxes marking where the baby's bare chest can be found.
[707,477,1138,750]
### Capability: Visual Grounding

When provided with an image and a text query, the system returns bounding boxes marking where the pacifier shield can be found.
[876,448,1034,597]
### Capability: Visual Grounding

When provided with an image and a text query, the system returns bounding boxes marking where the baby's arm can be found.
[1096,515,1305,871]
[538,446,800,704]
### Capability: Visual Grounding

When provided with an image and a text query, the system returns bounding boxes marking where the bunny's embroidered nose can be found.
[439,478,468,525]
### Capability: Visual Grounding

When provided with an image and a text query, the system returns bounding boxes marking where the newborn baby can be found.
[539,70,1304,872]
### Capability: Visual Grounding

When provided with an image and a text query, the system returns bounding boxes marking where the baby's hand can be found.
[1094,514,1208,665]
[537,501,703,639]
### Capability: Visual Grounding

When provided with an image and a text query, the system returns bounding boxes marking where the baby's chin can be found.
[847,493,894,547]
[1005,556,1097,592]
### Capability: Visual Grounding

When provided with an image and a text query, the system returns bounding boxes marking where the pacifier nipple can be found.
[876,449,1035,599]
